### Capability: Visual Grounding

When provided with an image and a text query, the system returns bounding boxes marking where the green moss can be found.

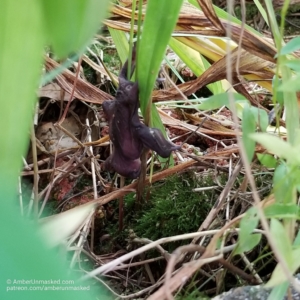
[234,3,258,21]
[102,172,220,253]
[134,174,214,242]
[81,43,120,85]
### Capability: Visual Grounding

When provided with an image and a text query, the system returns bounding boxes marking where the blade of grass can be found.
[169,37,225,94]
[137,0,184,124]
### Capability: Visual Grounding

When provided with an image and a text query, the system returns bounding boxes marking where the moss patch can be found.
[102,172,220,253]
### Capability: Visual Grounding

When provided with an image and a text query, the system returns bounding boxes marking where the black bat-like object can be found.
[102,52,180,179]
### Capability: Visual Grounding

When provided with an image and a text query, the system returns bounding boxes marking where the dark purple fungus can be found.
[102,52,180,179]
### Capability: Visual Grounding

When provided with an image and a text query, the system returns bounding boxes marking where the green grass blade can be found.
[41,0,110,58]
[109,27,130,65]
[0,0,44,200]
[137,0,184,123]
[169,37,224,95]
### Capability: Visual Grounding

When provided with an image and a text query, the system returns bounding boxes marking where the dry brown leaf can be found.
[158,109,237,137]
[184,112,235,133]
[39,83,71,101]
[153,48,273,105]
[197,0,225,32]
[45,56,113,104]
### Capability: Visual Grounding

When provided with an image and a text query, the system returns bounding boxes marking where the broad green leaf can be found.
[266,247,300,287]
[281,66,300,146]
[137,0,184,119]
[234,207,261,255]
[267,282,289,300]
[234,234,261,255]
[283,59,300,72]
[294,230,300,247]
[264,203,299,219]
[0,201,112,300]
[41,0,110,58]
[250,133,300,164]
[277,73,300,92]
[294,129,300,148]
[270,219,293,264]
[272,76,284,105]
[291,167,300,193]
[257,153,277,168]
[136,0,183,165]
[279,36,300,56]
[195,93,247,111]
[0,0,44,202]
[273,164,293,204]
[249,106,268,132]
[242,105,256,162]
[0,1,112,299]
[240,207,259,237]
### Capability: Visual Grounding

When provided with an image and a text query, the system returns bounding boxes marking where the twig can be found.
[81,229,229,280]
[57,56,83,125]
[30,124,39,218]
[86,118,98,252]
[18,177,24,216]
[191,159,242,243]
[69,209,95,268]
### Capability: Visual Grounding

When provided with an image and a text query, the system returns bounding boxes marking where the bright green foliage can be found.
[273,164,294,204]
[137,0,184,121]
[264,203,300,219]
[267,282,289,300]
[283,59,300,72]
[41,0,110,58]
[104,173,217,253]
[242,104,268,162]
[0,0,43,202]
[257,153,278,168]
[242,105,257,162]
[279,36,300,56]
[0,0,111,299]
[235,207,261,255]
[266,219,300,287]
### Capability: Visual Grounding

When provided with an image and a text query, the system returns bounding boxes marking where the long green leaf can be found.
[109,28,130,65]
[169,37,224,95]
[137,0,184,121]
[250,133,300,165]
[41,0,110,58]
[280,36,300,55]
[273,164,294,204]
[242,105,257,162]
[0,1,112,299]
[0,0,44,202]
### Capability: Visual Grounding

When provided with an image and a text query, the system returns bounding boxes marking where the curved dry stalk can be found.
[80,230,223,280]
[164,244,259,300]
